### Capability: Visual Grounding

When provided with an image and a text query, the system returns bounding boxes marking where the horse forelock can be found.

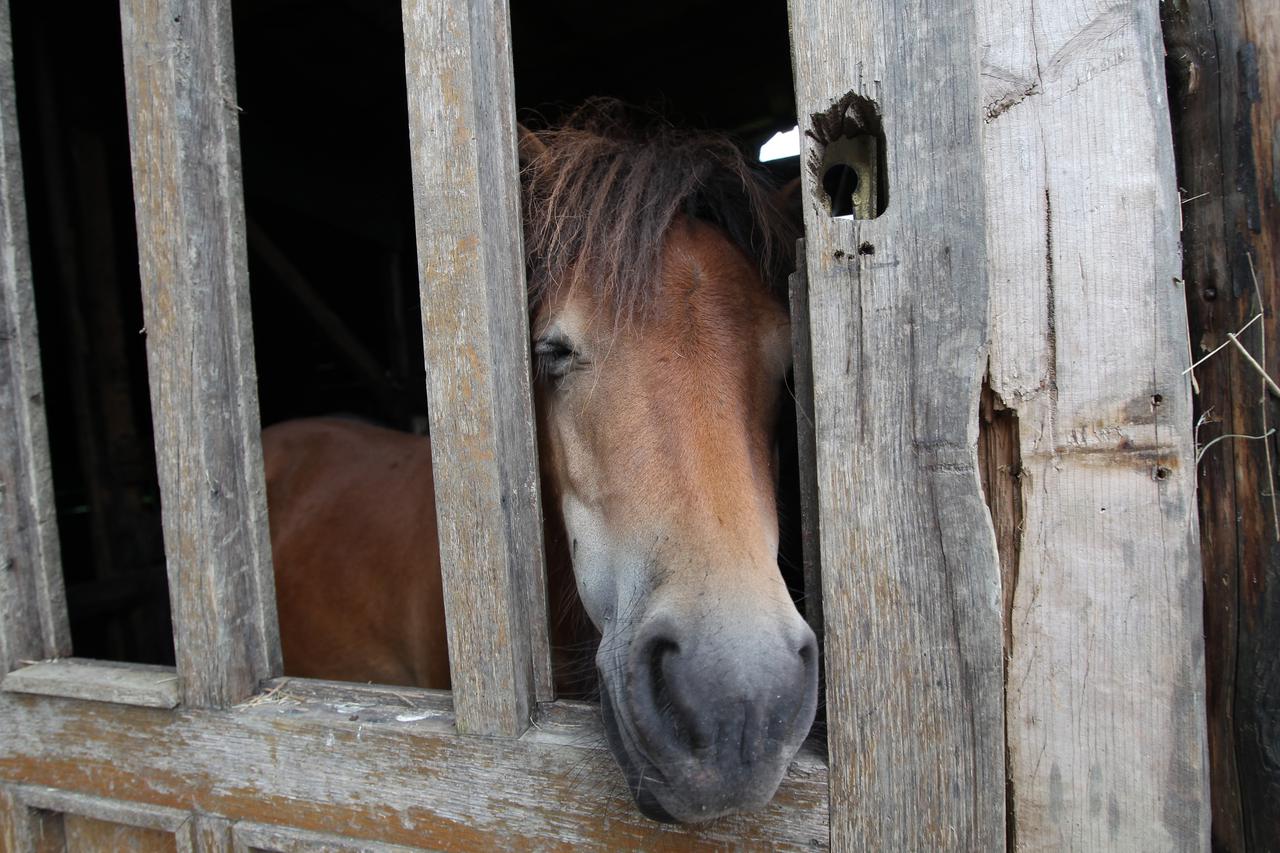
[520,100,796,322]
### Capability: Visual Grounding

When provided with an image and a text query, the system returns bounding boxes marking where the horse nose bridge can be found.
[655,394,775,532]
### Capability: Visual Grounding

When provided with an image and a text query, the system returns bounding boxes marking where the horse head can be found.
[520,107,818,823]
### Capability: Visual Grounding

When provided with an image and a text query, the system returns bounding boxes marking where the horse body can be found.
[264,418,450,689]
[267,106,817,824]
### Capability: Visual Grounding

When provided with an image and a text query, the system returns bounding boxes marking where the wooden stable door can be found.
[0,0,1207,849]
[0,0,828,849]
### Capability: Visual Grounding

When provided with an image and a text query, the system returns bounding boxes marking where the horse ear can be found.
[517,123,547,167]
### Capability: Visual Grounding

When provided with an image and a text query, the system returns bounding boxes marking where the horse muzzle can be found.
[598,609,819,823]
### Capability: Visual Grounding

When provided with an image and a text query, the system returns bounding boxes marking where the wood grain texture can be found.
[192,816,234,853]
[401,0,551,734]
[980,0,1210,848]
[1164,1,1280,849]
[64,815,182,853]
[2,658,180,708]
[786,0,1006,847]
[118,0,281,708]
[16,785,194,834]
[0,784,65,853]
[0,0,70,675]
[232,822,425,853]
[0,692,829,851]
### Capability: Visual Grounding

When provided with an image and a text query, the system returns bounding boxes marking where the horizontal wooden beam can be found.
[0,688,829,850]
[2,659,179,708]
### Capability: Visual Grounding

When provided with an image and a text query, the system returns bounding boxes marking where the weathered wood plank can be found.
[0,784,64,853]
[64,815,184,853]
[0,0,70,675]
[118,0,281,707]
[0,692,829,851]
[786,0,1005,847]
[232,822,426,853]
[15,785,193,834]
[193,815,234,853]
[401,0,551,733]
[980,0,1210,848]
[3,658,180,708]
[1165,1,1280,849]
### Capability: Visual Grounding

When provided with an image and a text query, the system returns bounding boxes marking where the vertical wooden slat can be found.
[981,0,1209,848]
[1165,1,1280,849]
[787,240,823,636]
[0,0,70,674]
[191,815,233,853]
[786,0,1005,848]
[401,0,550,735]
[119,0,280,707]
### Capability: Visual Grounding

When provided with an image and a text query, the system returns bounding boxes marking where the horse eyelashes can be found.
[534,337,580,380]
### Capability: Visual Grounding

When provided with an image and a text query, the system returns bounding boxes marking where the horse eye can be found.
[534,337,578,378]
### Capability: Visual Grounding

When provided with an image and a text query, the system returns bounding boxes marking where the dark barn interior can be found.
[9,0,801,668]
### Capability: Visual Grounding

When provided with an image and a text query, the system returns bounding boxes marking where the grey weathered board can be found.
[3,658,180,708]
[401,0,552,735]
[118,0,281,708]
[0,0,70,676]
[786,0,1006,848]
[979,1,1210,848]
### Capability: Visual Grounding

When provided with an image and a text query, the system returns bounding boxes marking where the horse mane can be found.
[520,100,797,320]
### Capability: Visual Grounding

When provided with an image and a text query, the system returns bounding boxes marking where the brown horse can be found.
[264,106,818,824]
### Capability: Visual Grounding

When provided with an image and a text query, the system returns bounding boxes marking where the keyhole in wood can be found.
[823,163,860,217]
[809,91,888,220]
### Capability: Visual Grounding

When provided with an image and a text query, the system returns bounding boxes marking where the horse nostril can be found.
[632,630,710,755]
[647,637,677,725]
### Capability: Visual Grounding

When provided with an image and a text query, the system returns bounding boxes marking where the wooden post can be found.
[1165,1,1280,849]
[786,0,1006,847]
[0,0,70,675]
[981,0,1210,848]
[401,0,552,735]
[119,0,281,707]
